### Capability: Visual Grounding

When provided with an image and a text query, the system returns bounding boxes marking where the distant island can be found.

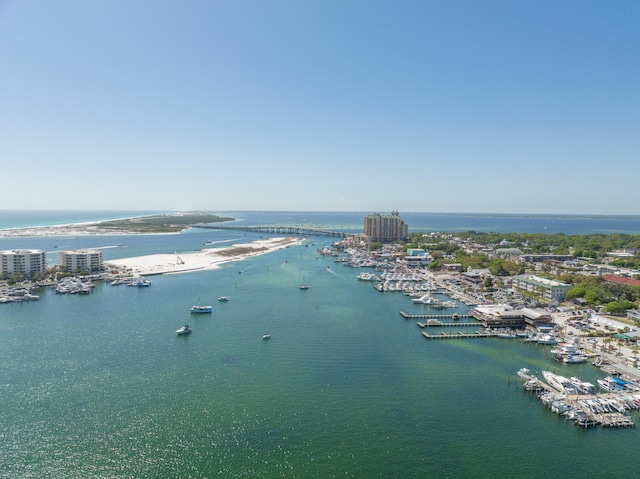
[95,212,235,234]
[0,212,235,237]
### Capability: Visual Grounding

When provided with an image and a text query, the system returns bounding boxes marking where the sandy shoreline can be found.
[105,237,304,275]
[0,223,141,238]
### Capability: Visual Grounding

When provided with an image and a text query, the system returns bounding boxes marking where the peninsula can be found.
[0,212,234,238]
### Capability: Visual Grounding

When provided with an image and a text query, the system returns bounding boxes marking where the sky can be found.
[0,0,638,215]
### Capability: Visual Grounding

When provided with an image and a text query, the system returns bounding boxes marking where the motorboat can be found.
[517,368,536,381]
[299,285,309,290]
[598,376,627,393]
[542,371,575,394]
[262,334,271,340]
[217,296,229,302]
[563,354,588,364]
[537,334,558,345]
[128,278,151,287]
[190,305,212,313]
[176,324,192,335]
[569,377,596,394]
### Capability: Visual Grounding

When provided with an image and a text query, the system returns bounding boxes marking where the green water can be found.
[1,242,639,478]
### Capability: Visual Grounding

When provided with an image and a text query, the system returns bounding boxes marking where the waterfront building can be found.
[363,211,408,242]
[471,304,551,329]
[512,274,571,303]
[59,249,103,273]
[0,249,47,276]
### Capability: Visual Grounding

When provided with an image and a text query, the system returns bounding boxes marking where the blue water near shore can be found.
[1,211,640,478]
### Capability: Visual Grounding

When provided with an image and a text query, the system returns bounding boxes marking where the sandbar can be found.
[105,237,304,275]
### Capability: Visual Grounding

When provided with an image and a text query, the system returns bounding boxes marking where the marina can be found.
[2,211,640,477]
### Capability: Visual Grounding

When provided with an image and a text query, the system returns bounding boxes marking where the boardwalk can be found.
[194,224,355,238]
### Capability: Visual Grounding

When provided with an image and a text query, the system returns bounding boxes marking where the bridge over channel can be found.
[194,224,359,238]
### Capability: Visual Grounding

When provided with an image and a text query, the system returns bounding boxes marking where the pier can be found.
[400,311,472,319]
[421,330,498,339]
[194,224,355,238]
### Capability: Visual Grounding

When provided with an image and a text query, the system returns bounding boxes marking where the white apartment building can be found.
[59,249,103,273]
[512,274,571,303]
[0,249,47,276]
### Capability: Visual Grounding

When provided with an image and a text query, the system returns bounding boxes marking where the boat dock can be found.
[421,330,498,339]
[417,322,480,328]
[519,373,637,428]
[400,311,472,319]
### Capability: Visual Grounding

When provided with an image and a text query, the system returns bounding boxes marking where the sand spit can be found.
[105,237,304,275]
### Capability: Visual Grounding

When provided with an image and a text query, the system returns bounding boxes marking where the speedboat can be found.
[262,334,271,340]
[176,324,192,335]
[190,305,212,313]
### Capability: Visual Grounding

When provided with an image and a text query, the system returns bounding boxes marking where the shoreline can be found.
[105,236,304,275]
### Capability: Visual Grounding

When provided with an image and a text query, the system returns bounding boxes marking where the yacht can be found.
[176,324,192,335]
[569,377,596,394]
[597,376,627,393]
[542,371,573,393]
[190,305,212,314]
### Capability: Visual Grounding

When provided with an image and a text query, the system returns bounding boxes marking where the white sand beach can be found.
[105,237,304,275]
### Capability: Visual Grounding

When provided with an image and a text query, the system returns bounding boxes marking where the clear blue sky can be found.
[0,0,638,214]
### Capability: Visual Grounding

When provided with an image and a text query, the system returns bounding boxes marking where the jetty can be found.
[400,311,472,319]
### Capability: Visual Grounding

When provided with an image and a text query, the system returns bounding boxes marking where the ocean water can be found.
[1,211,640,478]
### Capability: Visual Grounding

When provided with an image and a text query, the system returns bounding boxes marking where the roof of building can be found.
[602,274,640,287]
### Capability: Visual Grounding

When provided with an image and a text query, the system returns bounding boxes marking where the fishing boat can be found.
[190,305,212,313]
[176,324,192,335]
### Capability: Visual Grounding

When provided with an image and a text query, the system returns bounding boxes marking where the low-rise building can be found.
[512,274,571,303]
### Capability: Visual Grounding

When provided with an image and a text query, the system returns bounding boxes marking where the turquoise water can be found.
[1,213,640,477]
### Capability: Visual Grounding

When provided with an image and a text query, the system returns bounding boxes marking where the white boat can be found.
[569,377,596,394]
[550,344,579,356]
[517,368,536,381]
[190,305,212,313]
[563,354,588,364]
[598,376,627,393]
[542,371,574,393]
[497,332,517,339]
[176,324,192,335]
[128,278,151,287]
[299,284,309,290]
[537,334,558,345]
[262,334,271,340]
[217,296,229,302]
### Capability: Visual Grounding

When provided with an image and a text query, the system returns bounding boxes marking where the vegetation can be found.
[97,212,234,233]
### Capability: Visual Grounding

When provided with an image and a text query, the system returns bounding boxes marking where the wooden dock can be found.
[422,330,497,339]
[400,311,472,319]
[417,322,480,328]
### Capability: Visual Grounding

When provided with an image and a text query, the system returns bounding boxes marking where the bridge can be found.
[194,224,359,238]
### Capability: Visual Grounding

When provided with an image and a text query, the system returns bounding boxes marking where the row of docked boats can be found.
[55,278,95,294]
[0,287,40,303]
[518,368,638,428]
